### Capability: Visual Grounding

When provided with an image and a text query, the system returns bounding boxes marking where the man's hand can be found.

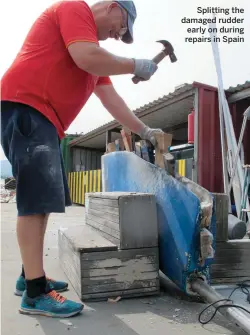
[133,59,158,81]
[139,126,164,146]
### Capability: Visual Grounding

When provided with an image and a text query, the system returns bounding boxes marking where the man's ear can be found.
[106,2,119,14]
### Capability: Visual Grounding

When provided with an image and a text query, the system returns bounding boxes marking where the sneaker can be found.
[15,276,68,296]
[19,290,84,318]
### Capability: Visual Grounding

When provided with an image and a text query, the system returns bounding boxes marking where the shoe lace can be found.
[47,290,66,303]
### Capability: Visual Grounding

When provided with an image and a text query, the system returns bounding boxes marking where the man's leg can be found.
[17,215,47,297]
[20,214,49,279]
[17,215,46,280]
[1,102,82,317]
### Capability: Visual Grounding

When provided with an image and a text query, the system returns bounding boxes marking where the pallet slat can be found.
[81,279,159,295]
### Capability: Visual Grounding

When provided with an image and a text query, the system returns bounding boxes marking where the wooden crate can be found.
[58,225,160,301]
[210,240,250,284]
[210,193,250,284]
[85,192,158,250]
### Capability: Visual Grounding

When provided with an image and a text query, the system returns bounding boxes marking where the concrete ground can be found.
[1,203,247,335]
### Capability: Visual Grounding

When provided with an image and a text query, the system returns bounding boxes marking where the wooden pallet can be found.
[58,225,160,301]
[210,239,250,284]
[210,193,250,284]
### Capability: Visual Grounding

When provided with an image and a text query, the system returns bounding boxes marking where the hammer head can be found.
[157,40,177,63]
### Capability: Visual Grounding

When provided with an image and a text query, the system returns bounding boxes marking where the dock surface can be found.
[1,203,246,335]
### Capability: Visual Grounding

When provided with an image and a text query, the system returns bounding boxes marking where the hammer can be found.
[132,40,177,84]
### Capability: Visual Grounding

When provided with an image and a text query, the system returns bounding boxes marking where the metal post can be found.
[218,93,231,211]
[191,278,250,334]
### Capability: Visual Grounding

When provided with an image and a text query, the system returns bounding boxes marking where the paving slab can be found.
[1,203,246,335]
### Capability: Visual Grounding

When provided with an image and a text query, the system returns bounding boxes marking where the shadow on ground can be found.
[31,288,245,335]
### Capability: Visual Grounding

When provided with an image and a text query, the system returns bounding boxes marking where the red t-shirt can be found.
[1,0,112,139]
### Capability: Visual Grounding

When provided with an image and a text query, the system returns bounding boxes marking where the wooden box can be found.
[58,225,160,301]
[85,192,158,250]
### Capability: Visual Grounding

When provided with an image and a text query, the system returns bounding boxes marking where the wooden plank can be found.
[82,268,158,278]
[81,286,159,302]
[212,193,229,242]
[213,254,250,264]
[87,196,119,208]
[81,247,159,261]
[210,268,250,277]
[216,240,250,249]
[81,272,158,285]
[58,231,81,297]
[211,277,250,285]
[58,231,81,275]
[81,278,159,294]
[62,225,118,252]
[87,192,150,200]
[120,129,132,151]
[211,263,250,272]
[86,218,120,239]
[155,133,172,168]
[87,208,119,224]
[82,254,158,269]
[88,199,119,215]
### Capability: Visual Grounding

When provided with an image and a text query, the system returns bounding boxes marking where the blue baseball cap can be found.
[115,1,137,44]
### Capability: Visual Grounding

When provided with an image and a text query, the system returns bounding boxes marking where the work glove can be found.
[133,59,158,81]
[139,126,164,146]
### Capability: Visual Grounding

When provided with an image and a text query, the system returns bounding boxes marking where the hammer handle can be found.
[132,51,168,84]
[152,50,168,64]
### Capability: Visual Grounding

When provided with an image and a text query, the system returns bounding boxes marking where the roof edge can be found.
[69,83,194,147]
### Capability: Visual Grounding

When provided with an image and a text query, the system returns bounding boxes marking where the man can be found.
[1,0,163,318]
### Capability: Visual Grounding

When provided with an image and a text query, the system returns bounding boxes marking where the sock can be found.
[26,276,50,298]
[21,265,25,278]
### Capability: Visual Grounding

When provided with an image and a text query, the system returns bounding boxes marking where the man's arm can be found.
[94,84,146,135]
[68,42,135,77]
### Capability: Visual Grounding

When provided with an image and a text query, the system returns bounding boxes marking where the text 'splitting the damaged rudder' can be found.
[182,6,245,44]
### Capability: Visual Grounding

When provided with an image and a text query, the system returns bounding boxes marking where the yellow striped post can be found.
[68,173,72,200]
[97,169,101,192]
[81,171,84,204]
[82,172,86,205]
[72,173,74,202]
[76,172,79,203]
[178,160,186,177]
[73,172,77,203]
[93,170,97,192]
[183,160,186,177]
[89,170,93,192]
[85,171,89,194]
[78,172,82,204]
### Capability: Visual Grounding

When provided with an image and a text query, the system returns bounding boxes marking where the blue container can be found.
[102,152,215,293]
